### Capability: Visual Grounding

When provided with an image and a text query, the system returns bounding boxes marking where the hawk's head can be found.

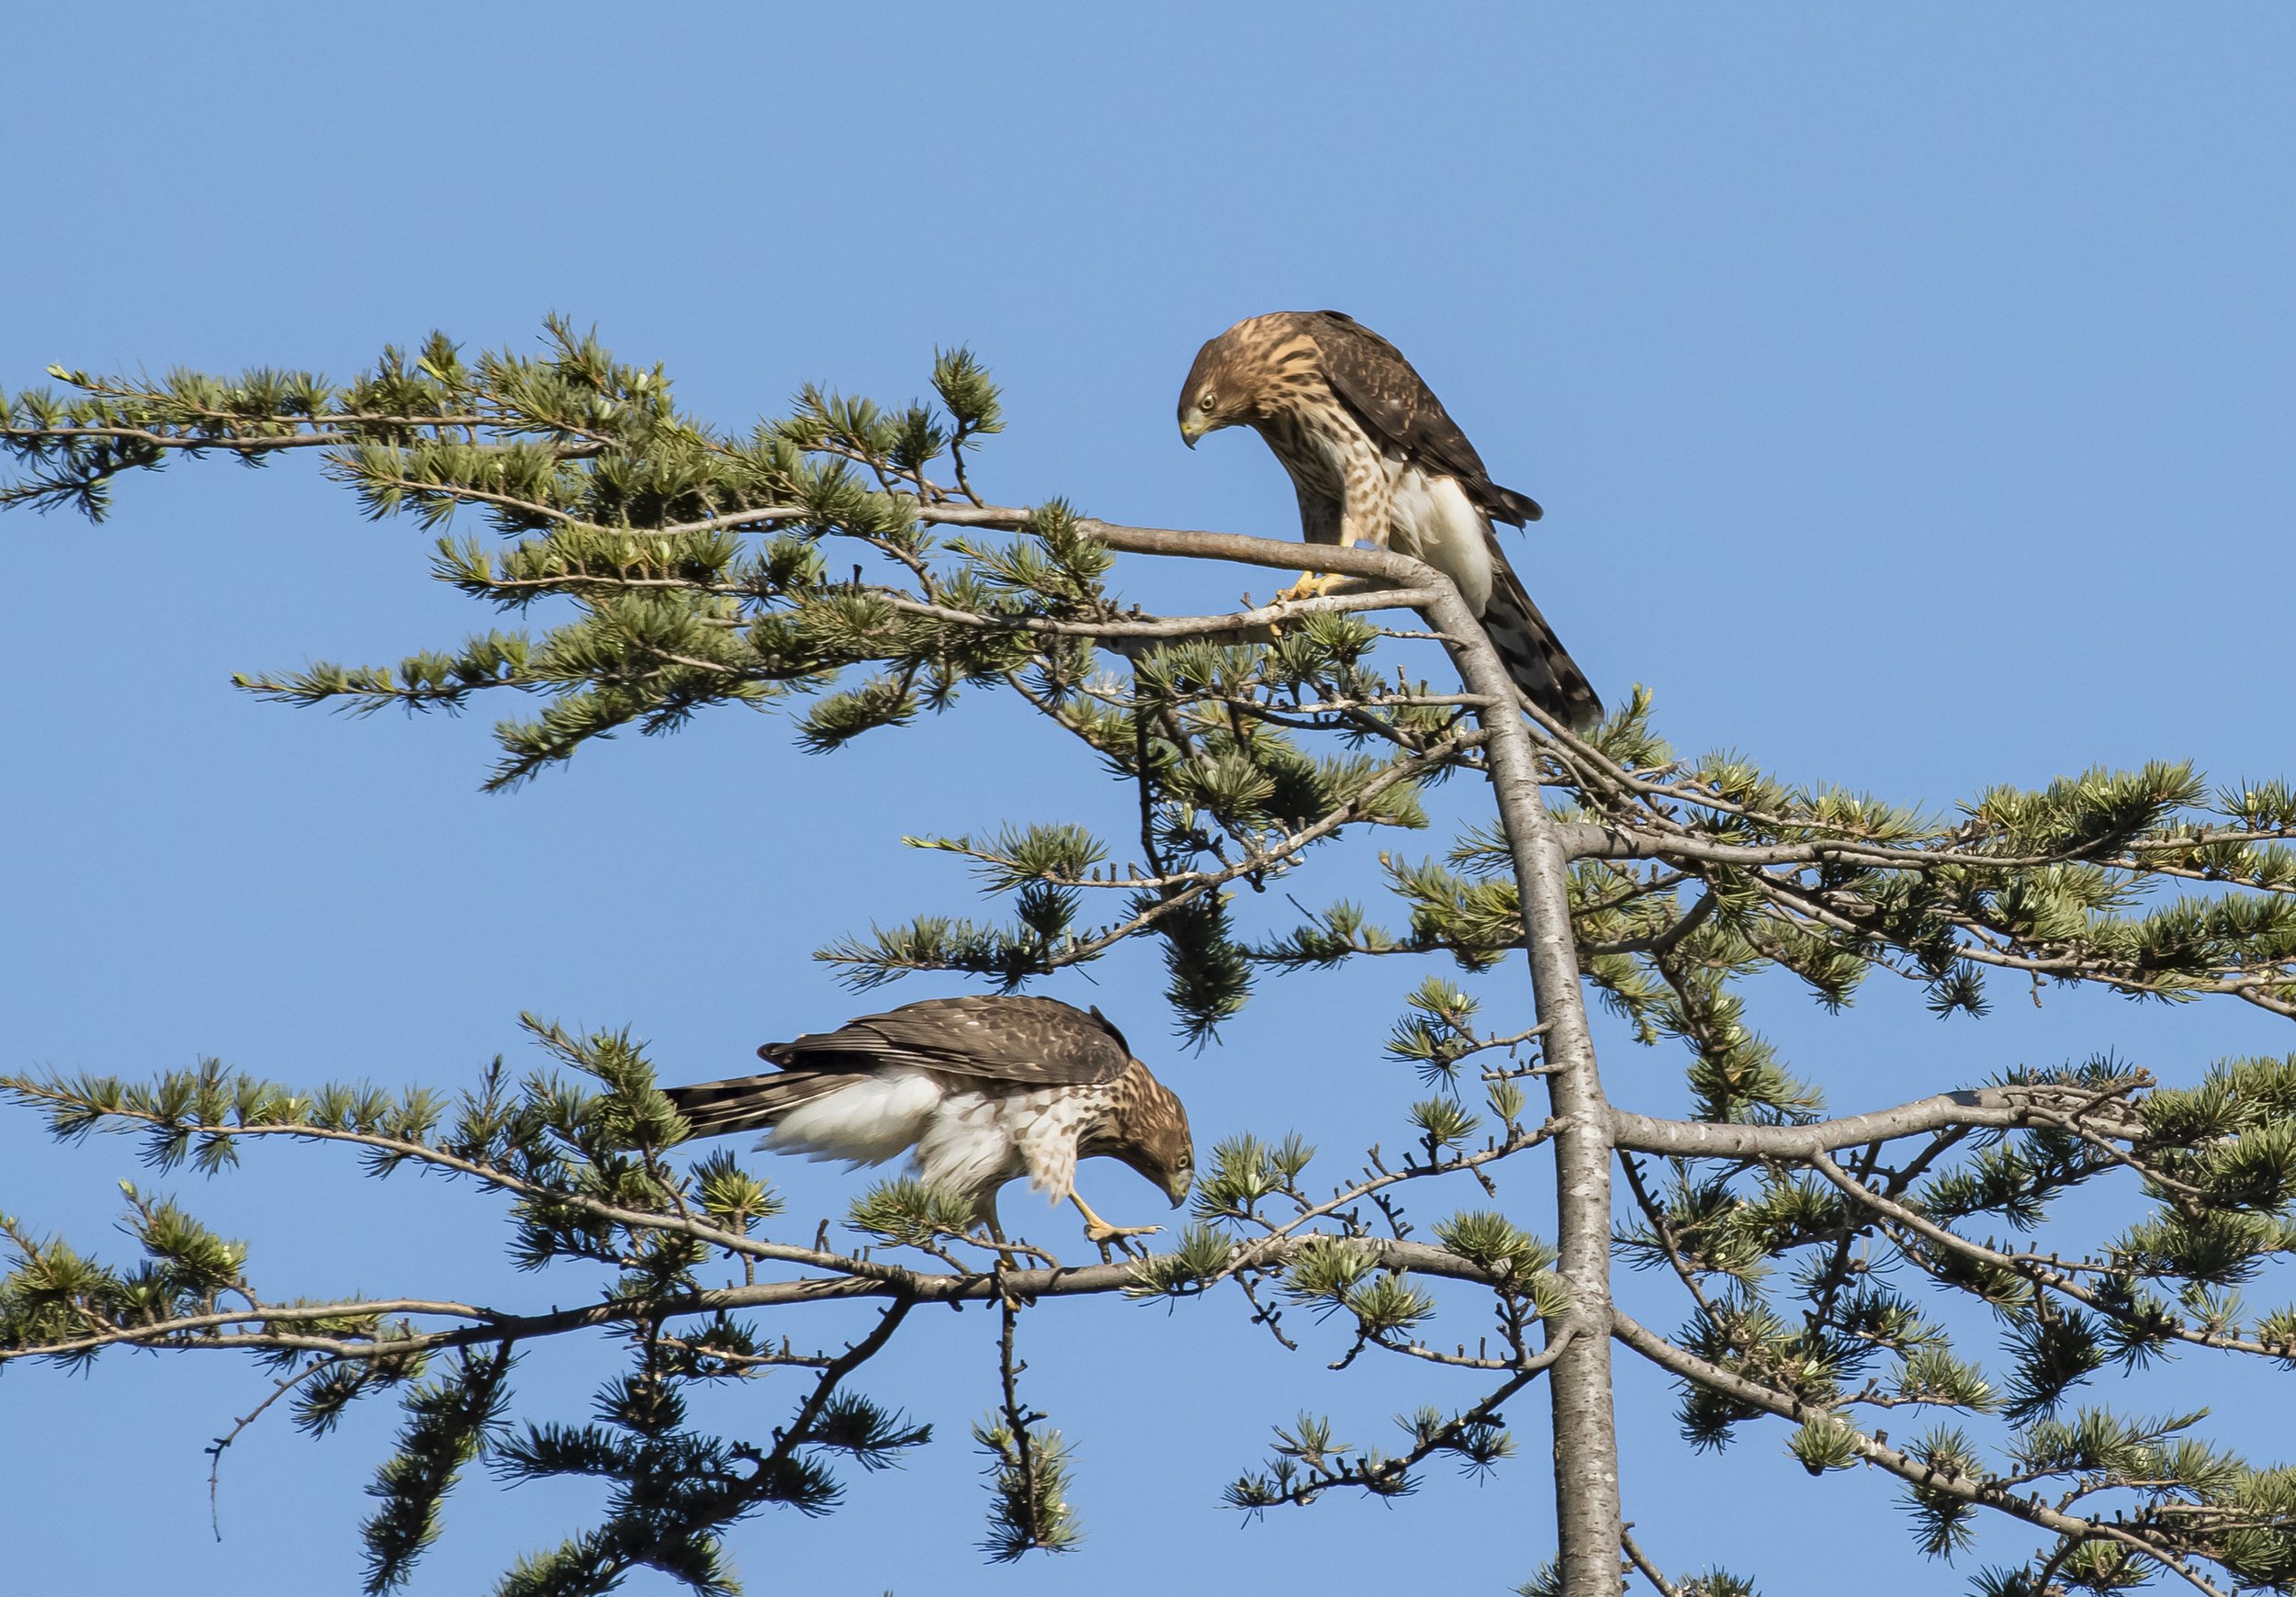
[1096,1058,1195,1208]
[1179,314,1328,447]
[1176,322,1266,447]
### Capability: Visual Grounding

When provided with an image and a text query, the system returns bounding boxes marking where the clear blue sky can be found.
[6,5,2294,1592]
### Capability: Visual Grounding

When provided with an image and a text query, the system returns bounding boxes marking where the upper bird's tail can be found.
[1483,482,1545,528]
[663,1063,871,1139]
[1480,538,1604,734]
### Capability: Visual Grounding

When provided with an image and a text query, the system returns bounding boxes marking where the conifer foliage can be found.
[6,326,2295,1594]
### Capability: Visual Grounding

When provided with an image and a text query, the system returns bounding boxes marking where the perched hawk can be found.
[663,995,1193,1244]
[1177,310,1603,732]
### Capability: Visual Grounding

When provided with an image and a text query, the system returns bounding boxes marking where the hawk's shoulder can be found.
[1302,312,1543,526]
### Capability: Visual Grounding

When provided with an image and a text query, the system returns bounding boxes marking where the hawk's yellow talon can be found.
[1069,1190,1162,1247]
[1275,570,1347,605]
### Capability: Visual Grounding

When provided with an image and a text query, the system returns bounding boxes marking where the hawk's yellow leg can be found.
[1069,1189,1161,1246]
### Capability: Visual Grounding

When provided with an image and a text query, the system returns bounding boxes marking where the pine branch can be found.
[1611,1310,2257,1596]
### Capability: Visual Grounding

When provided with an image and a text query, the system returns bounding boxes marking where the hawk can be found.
[1177,310,1603,732]
[663,995,1193,1245]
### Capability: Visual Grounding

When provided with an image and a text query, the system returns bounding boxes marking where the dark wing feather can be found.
[761,995,1130,1088]
[1305,311,1544,526]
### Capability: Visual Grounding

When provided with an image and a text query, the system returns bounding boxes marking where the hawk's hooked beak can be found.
[1178,414,1208,449]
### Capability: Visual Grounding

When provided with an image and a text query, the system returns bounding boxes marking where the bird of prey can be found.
[663,995,1193,1246]
[1177,310,1602,732]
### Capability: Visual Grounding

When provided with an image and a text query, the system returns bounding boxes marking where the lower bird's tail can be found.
[1480,540,1604,734]
[663,1067,871,1139]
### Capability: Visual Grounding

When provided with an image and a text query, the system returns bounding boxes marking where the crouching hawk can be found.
[664,995,1193,1245]
[1177,310,1603,732]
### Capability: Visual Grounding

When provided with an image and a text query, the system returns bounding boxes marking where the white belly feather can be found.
[760,1069,1086,1207]
[1388,467,1494,617]
[765,1068,944,1166]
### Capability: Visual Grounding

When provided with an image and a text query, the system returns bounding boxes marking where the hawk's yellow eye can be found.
[1198,394,1216,411]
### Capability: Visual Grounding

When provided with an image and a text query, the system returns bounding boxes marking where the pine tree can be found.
[6,323,2294,1595]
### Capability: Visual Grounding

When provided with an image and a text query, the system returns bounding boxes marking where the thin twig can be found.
[1620,1524,1683,1597]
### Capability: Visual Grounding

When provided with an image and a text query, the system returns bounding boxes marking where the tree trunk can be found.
[1049,519,1628,1591]
[1435,590,1624,1597]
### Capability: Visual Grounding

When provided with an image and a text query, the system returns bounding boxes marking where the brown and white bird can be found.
[1177,310,1602,732]
[663,995,1193,1245]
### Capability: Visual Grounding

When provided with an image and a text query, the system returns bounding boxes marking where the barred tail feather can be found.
[663,1069,872,1138]
[1482,554,1603,734]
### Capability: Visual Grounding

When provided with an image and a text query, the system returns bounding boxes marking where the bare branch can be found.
[1608,1080,2146,1161]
